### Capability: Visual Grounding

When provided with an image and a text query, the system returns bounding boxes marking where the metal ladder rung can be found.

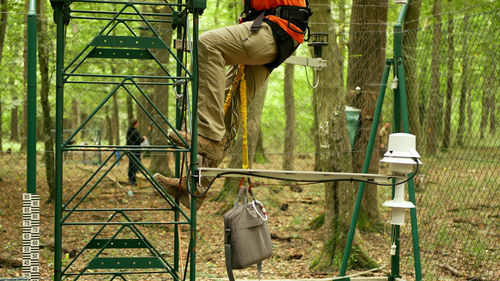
[85,239,151,249]
[90,35,168,49]
[87,257,164,269]
[88,48,154,59]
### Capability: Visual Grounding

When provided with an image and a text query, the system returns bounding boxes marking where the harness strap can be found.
[257,261,262,280]
[250,11,265,32]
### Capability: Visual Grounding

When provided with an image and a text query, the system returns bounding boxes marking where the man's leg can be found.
[198,22,277,142]
[128,160,136,185]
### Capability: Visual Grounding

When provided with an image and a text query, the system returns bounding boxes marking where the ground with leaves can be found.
[0,154,477,280]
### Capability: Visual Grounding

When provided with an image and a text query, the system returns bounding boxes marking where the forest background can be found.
[0,0,498,280]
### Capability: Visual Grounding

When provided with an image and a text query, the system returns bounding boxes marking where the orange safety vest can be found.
[248,0,308,43]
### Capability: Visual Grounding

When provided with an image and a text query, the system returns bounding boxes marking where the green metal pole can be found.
[396,59,422,281]
[173,1,183,275]
[390,6,407,279]
[27,0,37,194]
[189,10,202,281]
[390,62,402,281]
[393,67,401,132]
[339,59,392,276]
[393,3,408,132]
[54,3,65,280]
[389,224,401,280]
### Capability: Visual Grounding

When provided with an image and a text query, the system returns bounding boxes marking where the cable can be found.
[304,66,320,88]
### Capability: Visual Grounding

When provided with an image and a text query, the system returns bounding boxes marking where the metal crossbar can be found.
[198,168,394,184]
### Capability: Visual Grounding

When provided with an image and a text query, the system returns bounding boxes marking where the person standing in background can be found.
[126,119,146,186]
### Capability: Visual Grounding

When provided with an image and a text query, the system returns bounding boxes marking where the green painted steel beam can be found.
[90,35,168,49]
[88,48,154,59]
[54,3,65,280]
[339,59,392,276]
[72,0,186,6]
[88,257,165,269]
[27,0,37,194]
[85,239,152,249]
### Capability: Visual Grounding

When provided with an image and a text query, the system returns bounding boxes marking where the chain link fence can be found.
[398,10,499,280]
[0,5,498,281]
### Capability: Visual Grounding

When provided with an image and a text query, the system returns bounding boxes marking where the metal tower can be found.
[50,0,204,279]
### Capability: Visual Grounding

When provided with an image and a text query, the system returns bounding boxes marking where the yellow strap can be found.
[223,65,249,170]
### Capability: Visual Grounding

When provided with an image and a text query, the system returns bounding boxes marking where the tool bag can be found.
[224,186,273,281]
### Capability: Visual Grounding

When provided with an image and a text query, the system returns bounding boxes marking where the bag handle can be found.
[233,186,256,207]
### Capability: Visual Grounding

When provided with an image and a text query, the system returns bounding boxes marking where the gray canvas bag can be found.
[224,186,273,281]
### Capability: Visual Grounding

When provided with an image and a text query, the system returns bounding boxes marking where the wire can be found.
[187,158,420,198]
[304,65,320,88]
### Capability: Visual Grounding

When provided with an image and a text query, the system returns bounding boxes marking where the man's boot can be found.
[153,173,207,210]
[168,131,225,166]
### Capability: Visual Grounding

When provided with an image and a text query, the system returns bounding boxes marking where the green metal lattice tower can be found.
[50,0,205,279]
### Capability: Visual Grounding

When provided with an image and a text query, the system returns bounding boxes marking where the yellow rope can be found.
[240,69,249,170]
[224,65,245,114]
[223,65,249,170]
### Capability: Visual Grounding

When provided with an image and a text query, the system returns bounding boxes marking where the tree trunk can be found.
[442,11,454,150]
[37,0,55,199]
[0,101,2,152]
[126,94,134,122]
[417,58,429,126]
[248,81,268,163]
[105,106,113,145]
[149,5,173,175]
[425,0,443,154]
[108,65,121,146]
[489,82,496,134]
[217,81,269,203]
[253,126,268,163]
[283,63,295,171]
[136,20,152,136]
[21,0,28,152]
[402,0,422,141]
[10,96,19,141]
[311,0,375,271]
[337,0,346,83]
[480,77,488,139]
[467,88,473,136]
[346,0,388,229]
[112,91,120,145]
[0,0,7,65]
[456,15,469,147]
[313,77,319,170]
[0,0,6,153]
[71,99,80,132]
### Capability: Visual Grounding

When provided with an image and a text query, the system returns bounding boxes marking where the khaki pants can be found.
[197,21,278,142]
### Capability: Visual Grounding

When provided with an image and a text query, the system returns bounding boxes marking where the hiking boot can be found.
[168,131,225,165]
[153,173,207,210]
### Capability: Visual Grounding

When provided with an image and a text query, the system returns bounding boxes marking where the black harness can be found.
[240,1,312,71]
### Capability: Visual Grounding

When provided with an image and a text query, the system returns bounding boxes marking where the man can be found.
[126,119,146,186]
[155,0,312,207]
